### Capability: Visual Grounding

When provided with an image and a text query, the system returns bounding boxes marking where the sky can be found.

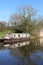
[0,0,43,21]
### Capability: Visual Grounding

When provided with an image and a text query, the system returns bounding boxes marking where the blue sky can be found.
[0,0,43,21]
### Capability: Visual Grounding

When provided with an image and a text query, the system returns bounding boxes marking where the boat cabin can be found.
[4,33,30,39]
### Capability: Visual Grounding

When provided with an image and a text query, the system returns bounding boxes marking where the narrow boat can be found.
[4,33,30,44]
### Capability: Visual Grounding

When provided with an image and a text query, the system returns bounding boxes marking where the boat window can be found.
[18,35,20,37]
[14,35,15,37]
[18,44,20,46]
[26,35,27,37]
[14,45,15,47]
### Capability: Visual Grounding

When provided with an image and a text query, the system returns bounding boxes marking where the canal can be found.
[0,38,43,65]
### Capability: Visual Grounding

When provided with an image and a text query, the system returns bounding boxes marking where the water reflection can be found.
[9,41,37,65]
[9,38,43,65]
[0,39,43,65]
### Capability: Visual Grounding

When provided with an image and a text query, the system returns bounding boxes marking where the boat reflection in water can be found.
[0,39,43,65]
[4,41,30,49]
[7,39,43,65]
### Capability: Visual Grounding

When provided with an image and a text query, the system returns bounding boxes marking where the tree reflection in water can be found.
[9,40,37,65]
[0,39,43,65]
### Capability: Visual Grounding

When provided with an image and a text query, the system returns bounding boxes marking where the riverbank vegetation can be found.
[0,5,42,38]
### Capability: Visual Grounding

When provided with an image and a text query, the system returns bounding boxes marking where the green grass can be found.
[0,30,13,38]
[0,31,7,38]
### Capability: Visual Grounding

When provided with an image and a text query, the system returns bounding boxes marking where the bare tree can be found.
[9,5,37,33]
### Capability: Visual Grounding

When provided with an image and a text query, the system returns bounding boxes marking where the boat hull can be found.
[4,38,30,44]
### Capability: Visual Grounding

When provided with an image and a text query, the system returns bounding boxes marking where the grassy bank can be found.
[0,30,13,38]
[0,31,7,38]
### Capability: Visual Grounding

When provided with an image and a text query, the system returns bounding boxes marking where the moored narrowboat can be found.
[4,33,30,43]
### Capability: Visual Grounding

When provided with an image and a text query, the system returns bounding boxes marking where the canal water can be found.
[0,38,43,65]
